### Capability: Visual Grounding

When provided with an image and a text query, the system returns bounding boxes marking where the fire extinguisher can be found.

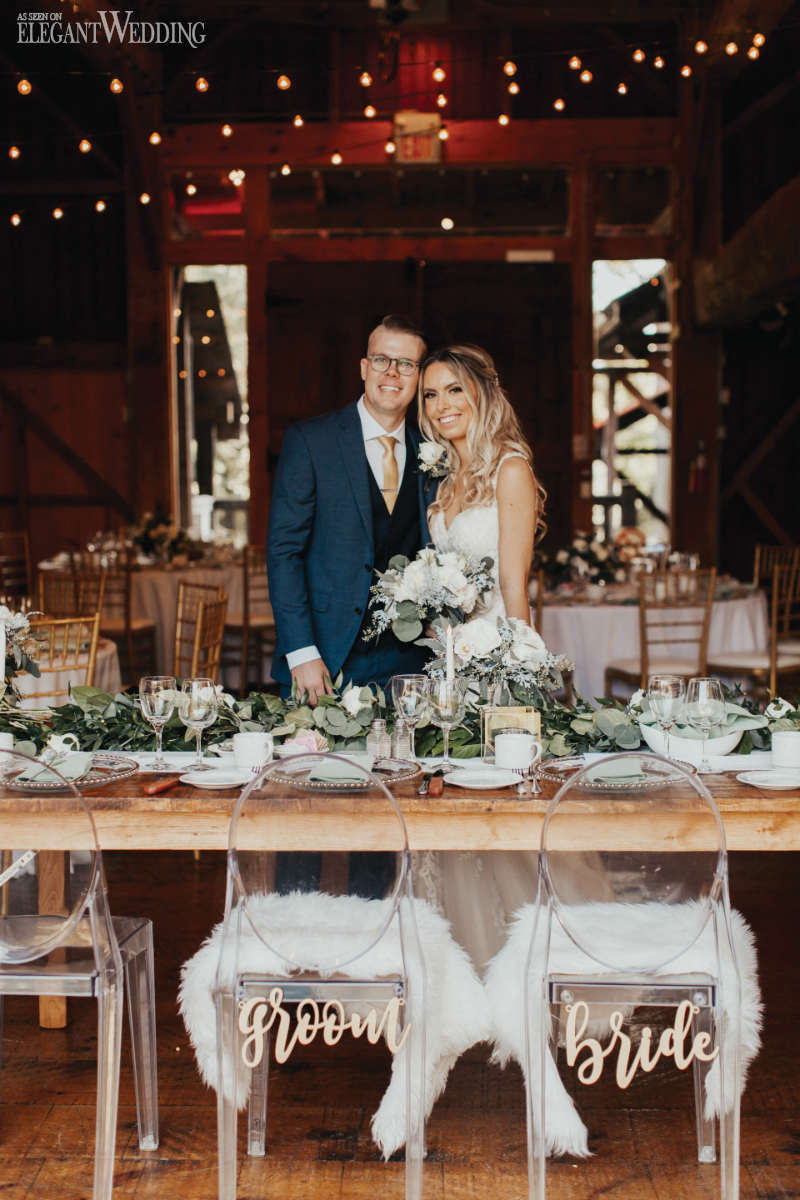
[688,441,708,495]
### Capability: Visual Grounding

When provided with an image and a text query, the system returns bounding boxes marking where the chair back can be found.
[14,613,101,706]
[38,569,78,616]
[637,567,716,686]
[174,579,225,677]
[753,543,799,588]
[225,754,414,974]
[190,596,228,680]
[0,749,117,970]
[539,752,726,975]
[243,545,272,624]
[0,531,32,598]
[767,561,800,694]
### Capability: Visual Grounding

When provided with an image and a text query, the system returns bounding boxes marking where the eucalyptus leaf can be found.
[392,617,424,643]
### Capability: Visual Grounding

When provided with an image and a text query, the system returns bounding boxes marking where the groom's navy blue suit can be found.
[267,399,435,691]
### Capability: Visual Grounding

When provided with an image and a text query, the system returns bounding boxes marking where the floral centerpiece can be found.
[1,605,40,700]
[535,532,628,589]
[362,548,495,644]
[423,616,573,707]
[130,511,204,563]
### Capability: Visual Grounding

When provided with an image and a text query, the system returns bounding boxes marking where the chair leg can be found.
[247,1034,269,1156]
[124,933,159,1150]
[403,990,425,1200]
[692,1004,716,1163]
[717,1006,742,1200]
[216,989,240,1200]
[93,973,124,1200]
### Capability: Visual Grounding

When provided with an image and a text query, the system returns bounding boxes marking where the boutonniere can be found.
[417,441,449,478]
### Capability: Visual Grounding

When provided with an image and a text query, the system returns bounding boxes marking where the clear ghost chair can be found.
[0,748,159,1200]
[200,754,427,1200]
[484,752,758,1200]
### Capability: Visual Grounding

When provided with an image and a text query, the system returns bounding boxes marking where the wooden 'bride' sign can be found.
[238,987,411,1067]
[565,999,719,1089]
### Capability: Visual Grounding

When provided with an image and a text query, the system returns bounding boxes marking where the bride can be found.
[414,343,547,971]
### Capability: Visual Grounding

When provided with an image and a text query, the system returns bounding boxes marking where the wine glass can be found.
[139,675,176,771]
[685,677,726,774]
[428,677,467,769]
[390,675,429,763]
[647,674,685,760]
[177,677,218,768]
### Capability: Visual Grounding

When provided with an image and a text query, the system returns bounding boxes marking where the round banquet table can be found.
[14,637,122,709]
[540,589,768,702]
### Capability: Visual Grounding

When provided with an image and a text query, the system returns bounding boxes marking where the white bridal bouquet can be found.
[363,547,495,644]
[424,616,573,705]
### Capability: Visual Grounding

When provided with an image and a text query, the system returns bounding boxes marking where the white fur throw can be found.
[179,891,491,1158]
[484,900,762,1159]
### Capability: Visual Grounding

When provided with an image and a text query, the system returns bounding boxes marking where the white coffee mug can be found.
[772,730,800,770]
[233,731,274,772]
[494,729,542,771]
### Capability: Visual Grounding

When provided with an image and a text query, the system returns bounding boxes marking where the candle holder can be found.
[481,705,541,763]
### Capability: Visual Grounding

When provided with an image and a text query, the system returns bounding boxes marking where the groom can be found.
[267,313,434,701]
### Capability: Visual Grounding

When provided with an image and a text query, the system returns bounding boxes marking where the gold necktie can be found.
[377,435,399,514]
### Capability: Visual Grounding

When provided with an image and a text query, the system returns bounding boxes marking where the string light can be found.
[503,60,517,76]
[436,92,447,108]
[228,168,245,186]
[185,183,197,195]
[206,308,215,317]
[17,78,32,96]
[507,80,520,95]
[497,113,510,125]
[438,124,449,141]
[753,33,765,47]
[95,200,106,212]
[553,97,566,111]
[653,56,665,69]
[725,42,738,55]
[179,370,187,379]
[280,162,291,175]
[694,40,708,54]
[78,138,92,153]
[221,123,233,137]
[747,46,759,59]
[359,70,373,87]
[617,82,628,95]
[139,192,151,205]
[292,114,304,127]
[364,104,376,118]
[172,335,180,345]
[52,207,64,220]
[569,56,581,70]
[109,77,123,93]
[276,74,291,90]
[149,131,162,146]
[9,146,20,159]
[330,150,342,165]
[579,69,592,83]
[195,76,209,92]
[174,307,181,317]
[681,64,693,77]
[201,335,211,345]
[385,138,397,153]
[633,48,645,62]
[11,213,21,226]
[432,62,446,83]
[198,369,207,378]
[217,368,226,377]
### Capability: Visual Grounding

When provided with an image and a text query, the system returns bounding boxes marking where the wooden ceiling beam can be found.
[724,68,800,137]
[694,171,800,325]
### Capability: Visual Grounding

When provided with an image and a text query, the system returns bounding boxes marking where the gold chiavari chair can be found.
[38,568,106,619]
[752,543,800,589]
[221,546,276,696]
[99,564,157,686]
[0,531,33,599]
[189,596,229,682]
[16,613,101,707]
[708,562,800,698]
[605,567,717,696]
[174,580,226,679]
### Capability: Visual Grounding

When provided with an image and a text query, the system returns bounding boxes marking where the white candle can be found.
[445,624,454,686]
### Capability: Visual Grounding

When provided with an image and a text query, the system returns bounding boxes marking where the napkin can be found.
[16,752,93,784]
[637,700,767,738]
[307,754,374,784]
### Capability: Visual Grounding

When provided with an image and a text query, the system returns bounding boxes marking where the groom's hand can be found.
[291,658,333,706]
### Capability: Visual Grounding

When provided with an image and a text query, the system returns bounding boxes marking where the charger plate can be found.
[538,755,696,792]
[272,756,420,792]
[5,752,139,793]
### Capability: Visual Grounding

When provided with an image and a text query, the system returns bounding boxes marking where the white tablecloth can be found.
[15,638,121,708]
[540,591,769,703]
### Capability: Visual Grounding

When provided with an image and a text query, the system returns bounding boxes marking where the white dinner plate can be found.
[443,768,520,790]
[736,770,800,791]
[180,769,254,789]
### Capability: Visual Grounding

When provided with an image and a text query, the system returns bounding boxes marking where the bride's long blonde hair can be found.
[418,343,547,540]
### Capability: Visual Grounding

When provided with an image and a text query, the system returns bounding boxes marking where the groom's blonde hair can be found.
[418,343,546,540]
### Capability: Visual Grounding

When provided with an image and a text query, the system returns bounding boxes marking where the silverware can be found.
[417,776,431,795]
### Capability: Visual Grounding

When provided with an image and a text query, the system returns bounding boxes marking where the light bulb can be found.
[172,335,180,345]
[110,77,123,93]
[198,369,207,378]
[11,213,21,226]
[79,138,92,153]
[139,192,151,204]
[633,48,645,63]
[498,113,510,125]
[17,78,32,95]
[579,69,592,83]
[9,146,20,159]
[725,41,738,55]
[753,33,765,47]
[747,46,759,59]
[364,104,376,118]
[330,150,342,165]
[694,40,708,54]
[277,74,291,90]
[149,131,162,146]
[195,76,209,92]
[432,63,446,83]
[359,70,373,87]
[569,56,581,70]
[503,60,517,76]
[95,200,106,212]
[385,139,396,153]
[436,92,447,107]
[553,97,565,111]
[206,308,215,317]
[186,183,197,195]
[201,335,211,345]
[508,80,520,95]
[221,123,233,137]
[280,162,291,175]
[217,368,226,377]
[653,56,664,69]
[438,124,449,140]
[52,207,64,220]
[617,82,628,94]
[228,169,245,186]
[441,216,454,230]
[681,64,692,76]
[179,370,187,379]
[293,114,304,127]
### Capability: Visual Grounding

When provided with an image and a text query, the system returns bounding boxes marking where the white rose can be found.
[594,546,609,562]
[615,569,627,582]
[573,537,589,552]
[453,618,502,662]
[455,582,478,612]
[556,549,570,564]
[395,559,427,603]
[419,441,444,466]
[341,684,368,717]
[765,697,794,720]
[507,620,547,665]
[629,688,645,710]
[437,551,466,572]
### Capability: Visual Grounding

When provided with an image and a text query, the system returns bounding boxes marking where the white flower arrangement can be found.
[363,547,495,644]
[1,605,41,692]
[424,616,573,706]
[417,440,449,478]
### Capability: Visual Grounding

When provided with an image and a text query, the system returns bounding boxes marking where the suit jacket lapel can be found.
[336,402,373,543]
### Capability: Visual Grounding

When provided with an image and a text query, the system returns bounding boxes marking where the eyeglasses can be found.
[366,354,420,376]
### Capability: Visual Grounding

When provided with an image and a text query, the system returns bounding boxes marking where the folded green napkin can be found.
[586,759,648,784]
[17,752,93,784]
[307,754,374,784]
[638,700,767,738]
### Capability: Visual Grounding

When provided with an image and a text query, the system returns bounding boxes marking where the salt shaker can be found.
[390,719,413,760]
[366,718,391,759]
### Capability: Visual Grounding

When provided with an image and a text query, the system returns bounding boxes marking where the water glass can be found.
[390,675,428,762]
[428,677,467,769]
[647,674,685,760]
[177,677,218,767]
[685,677,726,774]
[139,675,176,771]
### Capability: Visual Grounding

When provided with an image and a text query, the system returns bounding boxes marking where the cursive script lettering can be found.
[238,987,411,1067]
[565,999,719,1090]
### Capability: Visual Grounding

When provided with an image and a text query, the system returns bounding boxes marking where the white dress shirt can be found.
[285,396,407,671]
